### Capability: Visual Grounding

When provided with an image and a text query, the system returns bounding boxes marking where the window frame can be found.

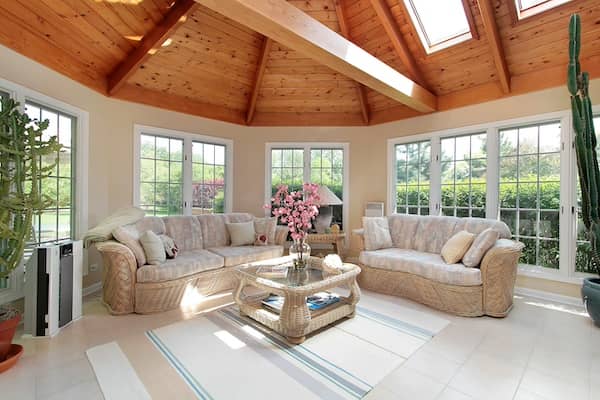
[402,0,475,54]
[387,108,595,284]
[133,124,233,216]
[0,77,89,304]
[265,142,350,244]
[509,0,572,23]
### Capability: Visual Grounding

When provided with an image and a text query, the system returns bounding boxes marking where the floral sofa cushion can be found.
[136,249,224,283]
[358,248,482,286]
[208,245,283,267]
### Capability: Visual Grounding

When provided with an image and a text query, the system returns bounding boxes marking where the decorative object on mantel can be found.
[568,14,600,327]
[314,185,343,234]
[0,98,61,372]
[267,183,320,270]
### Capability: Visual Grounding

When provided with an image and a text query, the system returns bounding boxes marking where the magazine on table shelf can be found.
[261,292,340,314]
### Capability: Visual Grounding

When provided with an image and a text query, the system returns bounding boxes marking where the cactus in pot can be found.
[0,97,62,364]
[568,14,600,326]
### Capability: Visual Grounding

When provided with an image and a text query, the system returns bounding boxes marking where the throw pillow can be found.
[226,221,256,246]
[441,230,476,264]
[254,217,277,244]
[112,226,146,267]
[362,217,393,251]
[140,230,166,265]
[254,233,269,246]
[159,234,179,259]
[462,228,499,267]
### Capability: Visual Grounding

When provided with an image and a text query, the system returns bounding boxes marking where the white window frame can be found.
[265,142,350,246]
[387,107,598,284]
[133,124,233,215]
[0,77,89,304]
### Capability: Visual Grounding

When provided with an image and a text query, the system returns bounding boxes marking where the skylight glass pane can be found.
[518,0,548,10]
[408,0,470,46]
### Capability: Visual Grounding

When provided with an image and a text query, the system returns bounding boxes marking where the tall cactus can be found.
[569,14,600,275]
[0,98,62,282]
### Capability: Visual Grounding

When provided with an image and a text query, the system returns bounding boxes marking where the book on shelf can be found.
[261,292,340,314]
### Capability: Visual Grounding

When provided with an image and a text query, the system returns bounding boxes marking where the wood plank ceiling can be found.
[0,0,599,126]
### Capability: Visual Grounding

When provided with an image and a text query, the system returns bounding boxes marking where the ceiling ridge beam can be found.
[107,0,196,96]
[477,0,511,93]
[246,37,273,125]
[334,0,370,124]
[369,0,427,88]
[194,0,437,113]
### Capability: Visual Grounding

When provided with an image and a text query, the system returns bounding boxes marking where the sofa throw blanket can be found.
[82,207,146,248]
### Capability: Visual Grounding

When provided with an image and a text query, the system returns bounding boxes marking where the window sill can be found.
[517,264,586,285]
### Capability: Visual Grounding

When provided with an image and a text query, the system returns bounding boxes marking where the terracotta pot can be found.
[0,313,20,362]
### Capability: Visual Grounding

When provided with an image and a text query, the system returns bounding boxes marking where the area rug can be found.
[142,304,449,400]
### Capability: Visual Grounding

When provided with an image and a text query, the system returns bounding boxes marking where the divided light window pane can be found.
[310,148,344,229]
[25,101,76,244]
[441,133,487,218]
[498,122,561,269]
[139,134,183,216]
[395,141,430,215]
[192,141,226,214]
[404,0,471,52]
[271,148,304,195]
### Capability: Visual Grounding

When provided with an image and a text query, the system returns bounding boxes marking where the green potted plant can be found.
[0,97,62,367]
[568,14,600,326]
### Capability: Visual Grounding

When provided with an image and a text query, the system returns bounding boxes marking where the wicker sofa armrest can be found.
[95,240,138,315]
[352,228,365,251]
[480,239,524,317]
[274,226,290,245]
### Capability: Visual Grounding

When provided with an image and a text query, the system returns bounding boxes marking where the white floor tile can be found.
[402,348,462,384]
[519,368,589,400]
[380,366,445,400]
[436,387,476,400]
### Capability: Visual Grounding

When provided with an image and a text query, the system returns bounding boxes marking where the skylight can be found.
[403,0,472,54]
[514,0,572,20]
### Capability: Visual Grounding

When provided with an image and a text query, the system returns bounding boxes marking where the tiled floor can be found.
[0,290,597,400]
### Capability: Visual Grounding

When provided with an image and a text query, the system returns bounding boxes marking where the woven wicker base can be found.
[358,264,485,317]
[134,267,238,314]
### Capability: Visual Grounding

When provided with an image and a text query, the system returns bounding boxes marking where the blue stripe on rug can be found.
[146,330,214,400]
[356,306,435,340]
[219,307,370,399]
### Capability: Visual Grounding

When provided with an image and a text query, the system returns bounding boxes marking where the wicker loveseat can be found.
[354,215,524,317]
[96,213,288,314]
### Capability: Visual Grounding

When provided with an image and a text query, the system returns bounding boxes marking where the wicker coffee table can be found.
[233,256,361,344]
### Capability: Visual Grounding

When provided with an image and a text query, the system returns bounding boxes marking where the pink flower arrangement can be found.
[266,183,320,241]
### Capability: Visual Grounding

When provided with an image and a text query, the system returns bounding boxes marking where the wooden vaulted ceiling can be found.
[1,0,600,126]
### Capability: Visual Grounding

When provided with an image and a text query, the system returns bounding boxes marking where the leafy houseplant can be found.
[0,97,62,363]
[568,14,600,326]
[267,183,320,270]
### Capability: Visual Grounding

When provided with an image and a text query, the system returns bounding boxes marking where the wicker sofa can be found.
[96,213,288,314]
[354,215,524,317]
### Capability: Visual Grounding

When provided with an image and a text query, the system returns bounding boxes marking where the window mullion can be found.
[486,127,499,219]
[430,137,441,216]
[559,115,572,276]
[183,137,193,216]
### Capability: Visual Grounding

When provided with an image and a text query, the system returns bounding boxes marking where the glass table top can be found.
[238,262,328,288]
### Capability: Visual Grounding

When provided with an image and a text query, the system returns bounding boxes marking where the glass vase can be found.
[289,238,311,270]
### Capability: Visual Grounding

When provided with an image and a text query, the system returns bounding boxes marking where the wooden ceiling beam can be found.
[194,0,437,113]
[368,0,427,87]
[477,0,511,93]
[334,0,370,124]
[246,37,273,125]
[107,0,196,95]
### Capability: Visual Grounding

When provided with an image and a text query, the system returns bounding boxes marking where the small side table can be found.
[305,232,346,259]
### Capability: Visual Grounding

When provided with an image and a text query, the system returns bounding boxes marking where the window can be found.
[498,122,561,269]
[403,0,472,53]
[441,133,487,218]
[192,141,226,214]
[395,140,430,215]
[267,144,348,231]
[139,134,183,216]
[25,101,76,243]
[135,125,232,216]
[513,0,571,20]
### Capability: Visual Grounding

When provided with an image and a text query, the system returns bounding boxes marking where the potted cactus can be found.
[0,97,62,367]
[568,14,600,326]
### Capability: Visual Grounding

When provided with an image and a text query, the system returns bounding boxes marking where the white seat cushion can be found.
[208,245,283,267]
[137,250,224,283]
[359,248,482,286]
